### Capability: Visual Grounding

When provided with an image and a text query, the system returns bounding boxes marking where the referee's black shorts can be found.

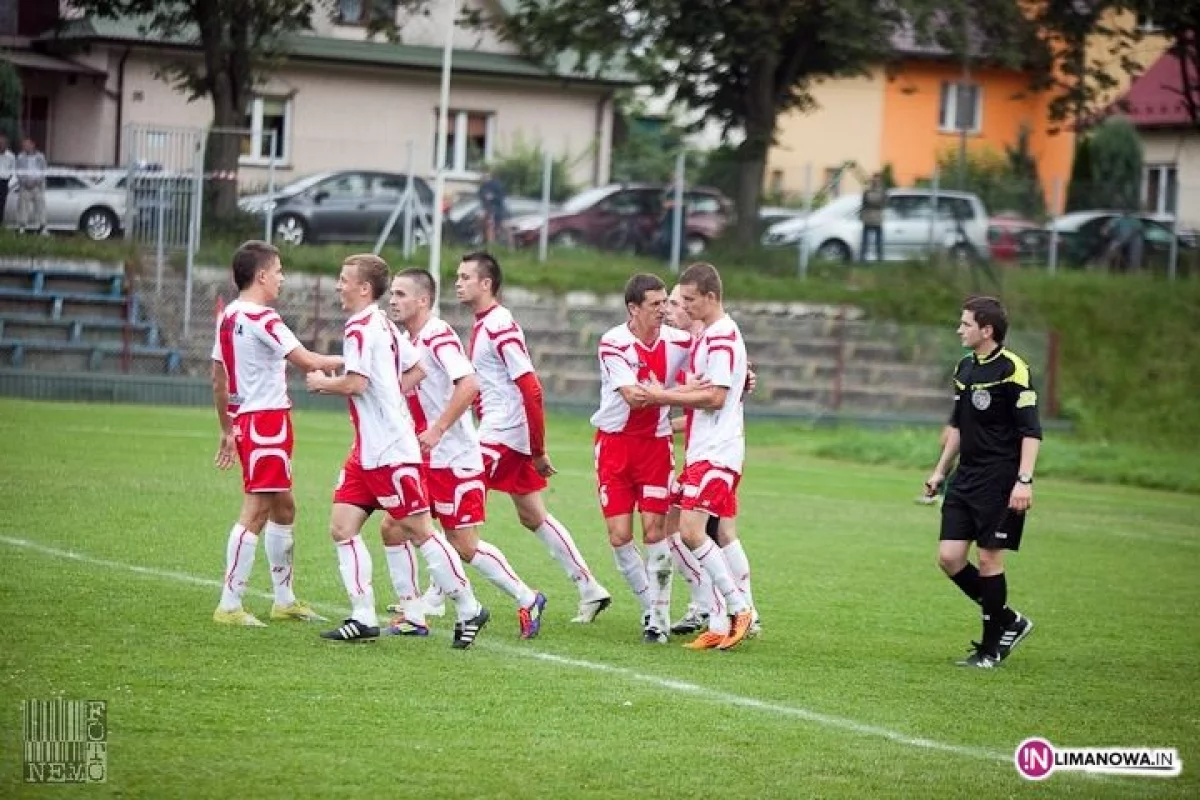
[940,483,1026,551]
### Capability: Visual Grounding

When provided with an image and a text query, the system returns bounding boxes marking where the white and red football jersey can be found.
[404,317,484,471]
[468,304,536,454]
[590,323,692,438]
[343,305,423,469]
[685,315,747,473]
[211,299,301,415]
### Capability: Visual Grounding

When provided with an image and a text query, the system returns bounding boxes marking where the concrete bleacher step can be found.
[0,315,159,347]
[0,340,182,374]
[766,380,949,414]
[0,287,136,322]
[0,265,125,298]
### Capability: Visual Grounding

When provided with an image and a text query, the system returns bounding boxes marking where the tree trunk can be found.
[206,84,243,223]
[732,113,774,247]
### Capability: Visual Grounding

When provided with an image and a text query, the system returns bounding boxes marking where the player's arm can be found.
[925,379,964,492]
[646,381,728,410]
[1009,366,1044,511]
[307,370,367,396]
[286,345,343,374]
[420,373,479,452]
[211,360,236,470]
[600,344,645,409]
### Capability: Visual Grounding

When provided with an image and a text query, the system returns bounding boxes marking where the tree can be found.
[1087,114,1144,210]
[487,0,922,245]
[1065,136,1095,212]
[487,135,580,202]
[70,0,409,220]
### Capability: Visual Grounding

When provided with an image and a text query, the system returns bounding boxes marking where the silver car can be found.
[3,169,126,241]
[761,189,990,262]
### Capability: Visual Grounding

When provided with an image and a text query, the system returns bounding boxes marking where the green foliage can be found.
[0,60,21,147]
[1085,115,1145,211]
[1065,136,1095,213]
[486,135,580,203]
[915,144,1045,219]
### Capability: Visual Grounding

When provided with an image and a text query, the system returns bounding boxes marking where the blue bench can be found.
[0,339,181,375]
[0,314,160,347]
[0,287,141,323]
[0,266,125,298]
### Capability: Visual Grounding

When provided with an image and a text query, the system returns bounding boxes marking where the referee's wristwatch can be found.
[1016,473,1034,486]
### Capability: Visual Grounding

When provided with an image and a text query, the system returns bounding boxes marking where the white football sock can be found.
[721,540,755,613]
[644,539,673,629]
[470,540,537,607]
[693,539,748,614]
[670,533,710,612]
[420,533,482,622]
[264,521,296,607]
[533,514,603,598]
[336,535,377,628]
[218,525,258,612]
[384,542,425,624]
[613,542,652,613]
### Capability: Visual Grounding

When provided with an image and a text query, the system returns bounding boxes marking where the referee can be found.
[925,296,1042,668]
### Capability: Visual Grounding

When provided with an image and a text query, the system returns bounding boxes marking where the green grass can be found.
[1,399,1198,798]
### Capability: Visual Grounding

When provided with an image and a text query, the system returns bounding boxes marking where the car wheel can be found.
[685,234,708,256]
[552,230,581,248]
[80,207,118,241]
[815,240,851,262]
[274,214,309,246]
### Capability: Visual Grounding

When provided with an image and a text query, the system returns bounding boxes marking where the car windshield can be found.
[561,186,616,214]
[274,173,333,196]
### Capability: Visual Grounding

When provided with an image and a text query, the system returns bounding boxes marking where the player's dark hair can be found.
[230,240,280,290]
[397,268,437,303]
[624,273,666,308]
[343,253,390,300]
[679,262,723,301]
[461,251,502,296]
[963,295,1008,344]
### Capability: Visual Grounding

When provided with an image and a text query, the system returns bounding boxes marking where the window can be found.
[686,193,723,214]
[937,196,976,222]
[939,82,981,133]
[824,166,842,198]
[886,194,933,219]
[434,110,495,174]
[769,170,784,194]
[1143,164,1178,214]
[46,176,90,191]
[336,0,394,25]
[317,173,369,199]
[240,96,291,164]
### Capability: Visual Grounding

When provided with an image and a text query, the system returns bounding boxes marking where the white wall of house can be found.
[64,49,613,190]
[313,0,518,54]
[765,69,886,199]
[1141,130,1200,229]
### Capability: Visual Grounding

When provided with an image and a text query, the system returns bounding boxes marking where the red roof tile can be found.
[1115,51,1198,129]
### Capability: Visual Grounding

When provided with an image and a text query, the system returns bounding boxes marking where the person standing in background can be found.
[0,135,14,228]
[16,136,47,235]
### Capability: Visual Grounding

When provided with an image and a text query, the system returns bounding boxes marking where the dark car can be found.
[446,195,550,246]
[503,183,732,255]
[1034,211,1197,269]
[238,170,434,246]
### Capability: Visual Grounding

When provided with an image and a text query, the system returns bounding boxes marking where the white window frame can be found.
[1143,163,1178,214]
[434,109,496,178]
[240,96,292,167]
[938,82,982,134]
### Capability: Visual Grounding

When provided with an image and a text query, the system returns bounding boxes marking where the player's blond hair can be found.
[343,253,390,300]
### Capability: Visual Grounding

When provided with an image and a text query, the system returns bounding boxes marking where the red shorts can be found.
[422,464,487,530]
[674,460,741,518]
[479,442,547,495]
[594,431,674,518]
[333,456,429,521]
[233,409,293,493]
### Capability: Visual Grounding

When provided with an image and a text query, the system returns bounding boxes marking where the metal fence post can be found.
[538,148,552,264]
[265,130,278,244]
[1168,178,1181,281]
[155,179,166,295]
[183,133,207,339]
[1049,177,1062,275]
[798,163,812,278]
[928,167,940,254]
[670,151,685,274]
[403,139,415,259]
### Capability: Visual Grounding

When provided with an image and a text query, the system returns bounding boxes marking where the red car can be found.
[504,183,732,255]
[987,214,1041,263]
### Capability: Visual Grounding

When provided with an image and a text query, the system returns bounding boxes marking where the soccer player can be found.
[211,240,342,627]
[455,251,612,623]
[305,254,489,647]
[641,263,754,650]
[385,268,547,639]
[924,296,1041,668]
[591,273,694,643]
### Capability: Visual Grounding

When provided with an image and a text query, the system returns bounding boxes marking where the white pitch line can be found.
[1,534,1012,765]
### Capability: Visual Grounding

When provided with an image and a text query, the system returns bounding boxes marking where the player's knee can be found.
[270,494,296,525]
[517,509,542,530]
[607,529,633,548]
[937,550,966,575]
[977,548,1005,574]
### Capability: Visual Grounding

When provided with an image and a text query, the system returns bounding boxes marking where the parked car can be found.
[238,170,434,245]
[987,213,1042,262]
[503,183,732,255]
[446,195,550,245]
[3,170,125,241]
[760,189,990,263]
[1033,210,1197,268]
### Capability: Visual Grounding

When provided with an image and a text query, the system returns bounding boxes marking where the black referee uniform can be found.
[941,345,1042,550]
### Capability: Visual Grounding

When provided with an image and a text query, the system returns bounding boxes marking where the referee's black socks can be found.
[979,572,1018,651]
[950,563,982,605]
